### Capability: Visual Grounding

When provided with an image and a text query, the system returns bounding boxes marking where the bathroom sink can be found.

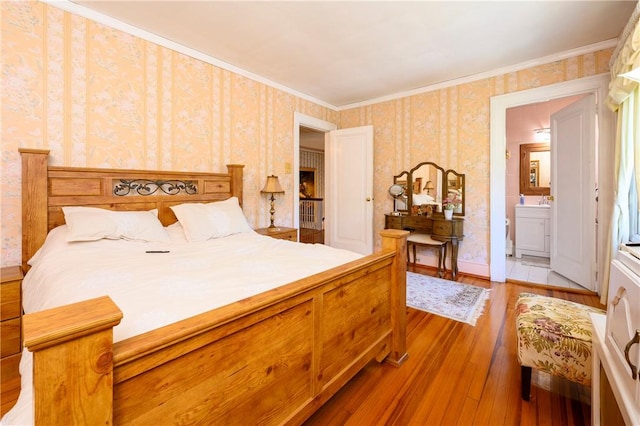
[515,204,550,208]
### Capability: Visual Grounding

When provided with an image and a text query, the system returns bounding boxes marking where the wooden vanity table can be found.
[385,214,464,279]
[387,160,465,279]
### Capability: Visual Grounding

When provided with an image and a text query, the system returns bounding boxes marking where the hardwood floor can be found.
[305,266,603,426]
[0,267,603,424]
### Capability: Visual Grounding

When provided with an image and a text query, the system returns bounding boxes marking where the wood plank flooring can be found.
[305,266,603,426]
[0,266,603,424]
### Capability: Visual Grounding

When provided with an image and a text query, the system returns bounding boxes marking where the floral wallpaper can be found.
[340,51,611,273]
[0,1,337,266]
[0,1,613,274]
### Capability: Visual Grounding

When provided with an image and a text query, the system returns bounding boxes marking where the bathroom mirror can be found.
[520,143,550,196]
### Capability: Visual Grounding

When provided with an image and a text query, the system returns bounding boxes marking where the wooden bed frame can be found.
[18,148,408,425]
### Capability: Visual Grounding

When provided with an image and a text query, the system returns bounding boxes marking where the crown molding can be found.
[337,39,618,111]
[44,1,619,112]
[43,0,336,110]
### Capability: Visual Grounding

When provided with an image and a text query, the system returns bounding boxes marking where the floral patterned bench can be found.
[515,292,605,401]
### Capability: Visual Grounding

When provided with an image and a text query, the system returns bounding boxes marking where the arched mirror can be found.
[445,169,465,216]
[520,143,550,196]
[408,162,445,215]
[390,161,465,217]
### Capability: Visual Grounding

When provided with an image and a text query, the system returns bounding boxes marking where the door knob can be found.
[366,197,371,202]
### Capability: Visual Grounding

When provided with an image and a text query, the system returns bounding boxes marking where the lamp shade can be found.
[261,175,284,194]
[423,180,434,191]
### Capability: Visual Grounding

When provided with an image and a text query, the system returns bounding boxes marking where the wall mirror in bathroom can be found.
[519,143,550,196]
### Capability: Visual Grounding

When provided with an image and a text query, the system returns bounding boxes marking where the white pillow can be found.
[412,193,435,205]
[62,207,169,243]
[170,197,252,242]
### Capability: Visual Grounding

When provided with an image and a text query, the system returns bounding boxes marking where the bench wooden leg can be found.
[521,366,532,401]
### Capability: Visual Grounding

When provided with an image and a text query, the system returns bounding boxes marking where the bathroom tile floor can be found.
[505,255,587,291]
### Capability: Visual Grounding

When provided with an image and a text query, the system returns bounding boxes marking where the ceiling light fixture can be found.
[534,127,551,142]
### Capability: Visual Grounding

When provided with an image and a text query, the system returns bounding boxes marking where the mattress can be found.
[1,224,361,425]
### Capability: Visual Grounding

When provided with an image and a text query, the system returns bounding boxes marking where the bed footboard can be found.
[23,230,408,425]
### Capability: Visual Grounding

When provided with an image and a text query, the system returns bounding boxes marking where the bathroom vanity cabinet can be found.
[515,204,550,258]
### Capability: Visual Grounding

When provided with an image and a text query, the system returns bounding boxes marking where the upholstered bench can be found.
[406,233,447,277]
[515,292,605,401]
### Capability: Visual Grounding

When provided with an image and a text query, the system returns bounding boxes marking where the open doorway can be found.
[505,95,588,290]
[299,126,325,244]
[293,114,375,255]
[292,113,336,243]
[489,74,614,292]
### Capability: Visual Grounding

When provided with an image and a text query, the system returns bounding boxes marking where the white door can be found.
[550,94,596,290]
[325,125,374,255]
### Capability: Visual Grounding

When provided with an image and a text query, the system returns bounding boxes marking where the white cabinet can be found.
[591,254,640,426]
[515,205,550,258]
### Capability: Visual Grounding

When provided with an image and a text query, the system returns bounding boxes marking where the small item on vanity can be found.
[145,250,170,253]
[520,194,525,205]
[444,209,453,220]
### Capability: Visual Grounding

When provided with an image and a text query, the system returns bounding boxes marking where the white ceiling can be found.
[70,1,636,108]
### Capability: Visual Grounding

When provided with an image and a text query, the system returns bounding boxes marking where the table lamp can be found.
[424,180,434,195]
[261,175,284,228]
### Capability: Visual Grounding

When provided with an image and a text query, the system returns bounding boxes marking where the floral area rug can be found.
[406,272,490,326]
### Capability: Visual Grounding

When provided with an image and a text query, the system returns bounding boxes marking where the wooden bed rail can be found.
[22,230,408,425]
[23,296,123,424]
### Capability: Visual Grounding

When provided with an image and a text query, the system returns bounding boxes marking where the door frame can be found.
[489,74,614,288]
[293,112,337,231]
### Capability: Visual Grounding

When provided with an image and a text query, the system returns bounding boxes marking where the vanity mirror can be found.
[402,161,465,216]
[390,170,410,213]
[519,143,550,196]
[409,161,446,216]
[445,169,465,215]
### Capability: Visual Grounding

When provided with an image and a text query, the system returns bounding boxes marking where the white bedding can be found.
[1,224,361,425]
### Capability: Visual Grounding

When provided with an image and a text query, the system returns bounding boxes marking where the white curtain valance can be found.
[608,2,640,110]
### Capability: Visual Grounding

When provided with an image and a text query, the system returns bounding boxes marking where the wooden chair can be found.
[406,233,446,277]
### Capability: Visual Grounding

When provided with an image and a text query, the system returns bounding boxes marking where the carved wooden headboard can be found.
[20,148,244,270]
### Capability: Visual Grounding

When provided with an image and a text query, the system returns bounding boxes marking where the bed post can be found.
[380,229,409,366]
[227,164,244,205]
[19,148,50,271]
[23,296,123,425]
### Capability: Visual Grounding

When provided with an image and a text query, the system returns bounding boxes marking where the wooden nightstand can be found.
[255,227,298,242]
[1,265,23,416]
